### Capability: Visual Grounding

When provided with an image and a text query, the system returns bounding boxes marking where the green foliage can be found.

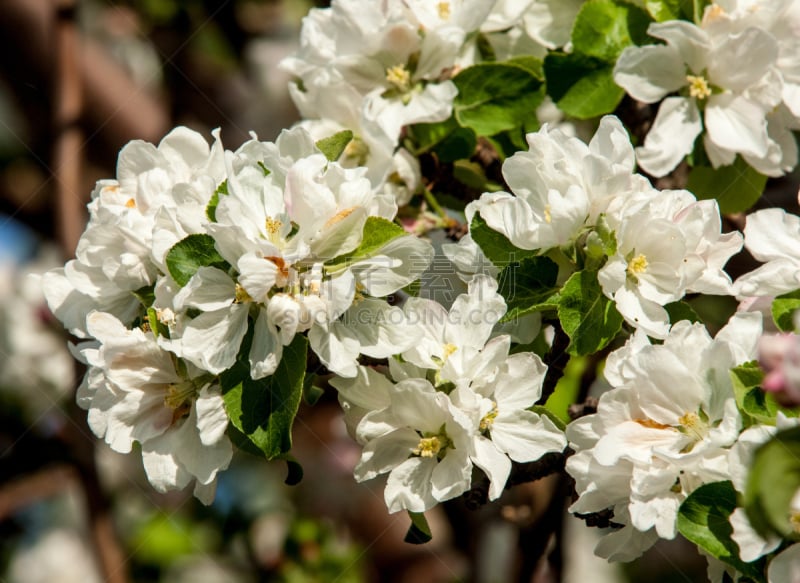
[730,361,781,426]
[453,62,545,137]
[544,357,586,424]
[687,157,768,215]
[772,290,800,332]
[404,512,432,544]
[557,270,624,356]
[222,335,309,459]
[132,285,156,308]
[326,217,407,269]
[206,179,228,222]
[165,234,230,287]
[146,307,170,339]
[407,117,477,162]
[545,0,651,118]
[665,301,701,324]
[469,214,538,268]
[131,513,216,566]
[316,130,354,162]
[745,426,800,541]
[497,256,560,322]
[678,481,765,580]
[571,0,652,62]
[543,53,625,119]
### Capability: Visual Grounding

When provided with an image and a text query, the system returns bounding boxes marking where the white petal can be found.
[491,411,566,462]
[636,97,702,177]
[354,428,419,481]
[614,45,686,103]
[705,94,769,158]
[195,385,229,446]
[471,437,511,501]
[385,457,437,513]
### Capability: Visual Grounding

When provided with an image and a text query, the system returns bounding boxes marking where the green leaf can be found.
[572,0,652,62]
[206,180,228,222]
[453,63,545,137]
[404,512,432,544]
[222,335,309,459]
[678,481,765,580]
[316,130,354,162]
[557,270,624,356]
[543,53,625,119]
[665,301,701,324]
[302,372,325,406]
[731,362,775,426]
[408,117,477,162]
[498,256,560,322]
[505,56,544,79]
[132,285,156,308]
[687,157,768,215]
[146,307,170,339]
[327,217,407,269]
[469,214,539,268]
[165,234,229,287]
[645,0,695,21]
[772,290,800,332]
[745,426,800,541]
[530,405,567,431]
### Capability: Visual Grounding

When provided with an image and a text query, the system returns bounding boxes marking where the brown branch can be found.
[0,464,77,520]
[539,322,571,404]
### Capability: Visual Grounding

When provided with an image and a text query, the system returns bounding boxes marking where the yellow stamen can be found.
[235,283,253,304]
[627,254,648,277]
[437,1,451,20]
[687,75,712,100]
[480,403,499,432]
[413,436,442,458]
[125,198,136,208]
[791,511,800,534]
[265,216,283,235]
[678,411,707,441]
[544,204,552,224]
[325,206,357,228]
[386,64,412,93]
[164,380,196,411]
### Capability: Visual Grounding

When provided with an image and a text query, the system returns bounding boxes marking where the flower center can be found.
[480,402,499,432]
[125,198,136,208]
[413,436,442,458]
[164,380,198,411]
[678,410,709,443]
[627,253,648,277]
[437,1,451,20]
[386,64,412,93]
[686,75,712,100]
[544,204,552,224]
[235,283,253,304]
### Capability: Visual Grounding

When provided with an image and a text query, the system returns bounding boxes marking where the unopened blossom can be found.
[566,313,761,560]
[614,20,780,176]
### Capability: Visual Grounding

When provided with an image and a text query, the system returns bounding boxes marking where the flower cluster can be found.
[331,276,565,512]
[38,0,800,580]
[43,126,432,498]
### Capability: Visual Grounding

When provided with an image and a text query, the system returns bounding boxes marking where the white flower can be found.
[474,116,645,252]
[600,190,738,338]
[768,543,800,583]
[347,377,474,513]
[735,208,800,297]
[614,20,779,176]
[78,312,232,504]
[281,0,461,144]
[566,313,761,559]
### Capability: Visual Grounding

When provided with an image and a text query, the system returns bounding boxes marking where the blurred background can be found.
[0,1,790,582]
